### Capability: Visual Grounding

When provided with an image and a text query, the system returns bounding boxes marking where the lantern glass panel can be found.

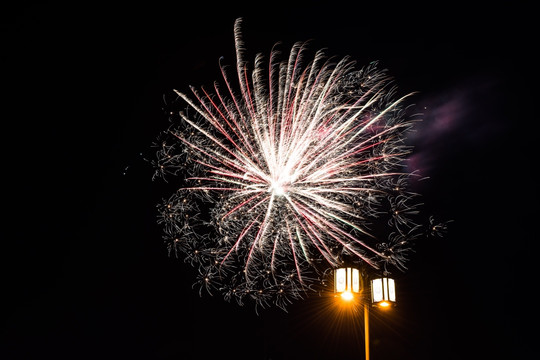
[335,268,346,293]
[388,278,396,301]
[371,278,383,302]
[352,268,360,293]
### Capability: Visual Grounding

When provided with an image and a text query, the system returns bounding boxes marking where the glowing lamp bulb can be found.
[341,291,354,301]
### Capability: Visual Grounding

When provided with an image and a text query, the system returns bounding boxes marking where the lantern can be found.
[334,267,361,301]
[371,277,396,308]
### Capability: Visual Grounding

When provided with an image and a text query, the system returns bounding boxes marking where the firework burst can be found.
[151,18,430,310]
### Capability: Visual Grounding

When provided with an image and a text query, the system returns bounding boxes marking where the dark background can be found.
[1,2,535,359]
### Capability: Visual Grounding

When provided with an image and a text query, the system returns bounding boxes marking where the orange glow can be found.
[377,301,391,308]
[340,291,354,301]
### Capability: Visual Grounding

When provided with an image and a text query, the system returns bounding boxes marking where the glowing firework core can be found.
[270,172,296,196]
[270,180,287,196]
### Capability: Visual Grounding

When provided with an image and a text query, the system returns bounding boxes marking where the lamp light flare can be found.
[151,18,434,311]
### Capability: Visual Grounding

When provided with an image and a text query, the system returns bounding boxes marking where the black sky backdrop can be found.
[1,2,536,359]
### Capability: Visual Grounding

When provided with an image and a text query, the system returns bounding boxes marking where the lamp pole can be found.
[362,274,370,360]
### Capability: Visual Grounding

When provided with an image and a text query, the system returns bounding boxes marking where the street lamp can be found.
[334,267,396,360]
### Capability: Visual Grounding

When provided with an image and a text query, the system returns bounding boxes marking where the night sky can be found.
[1,2,535,359]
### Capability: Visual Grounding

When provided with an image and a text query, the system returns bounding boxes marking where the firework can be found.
[152,18,428,310]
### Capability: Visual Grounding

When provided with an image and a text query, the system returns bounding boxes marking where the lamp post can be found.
[334,267,396,360]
